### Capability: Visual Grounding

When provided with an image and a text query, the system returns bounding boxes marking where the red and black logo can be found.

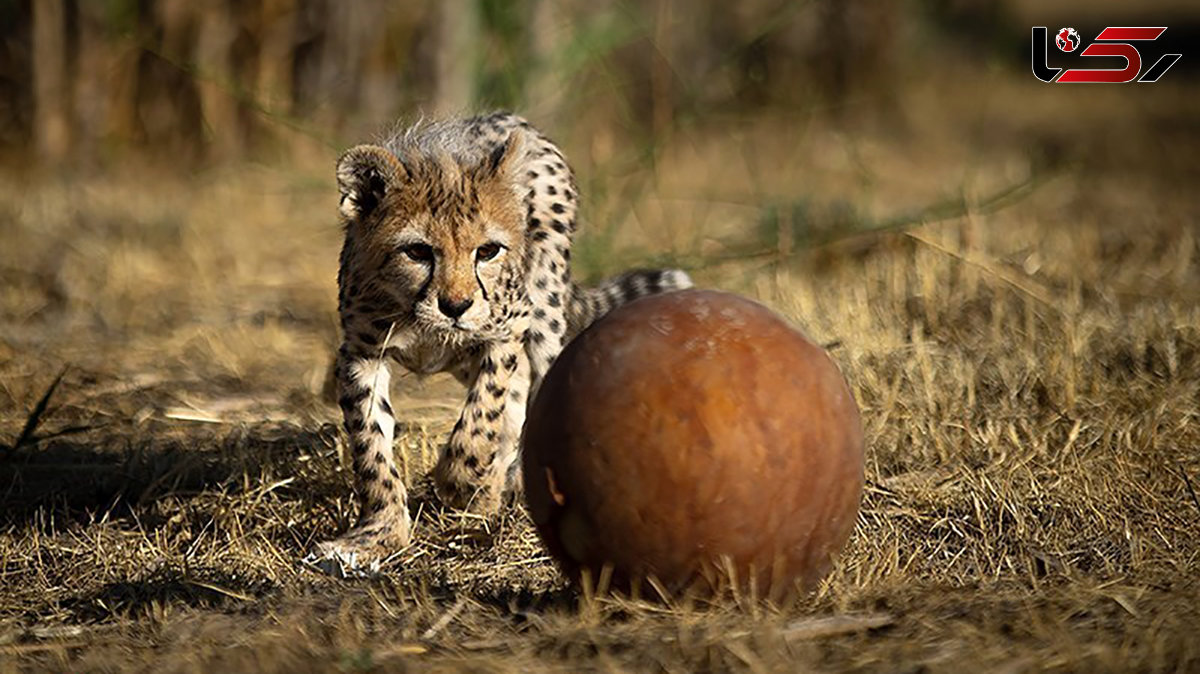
[1056,28,1081,53]
[1032,26,1182,83]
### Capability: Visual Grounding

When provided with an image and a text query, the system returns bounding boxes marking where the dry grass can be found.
[2,72,1199,672]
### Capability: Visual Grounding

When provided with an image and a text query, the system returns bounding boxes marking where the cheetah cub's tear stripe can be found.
[311,112,691,570]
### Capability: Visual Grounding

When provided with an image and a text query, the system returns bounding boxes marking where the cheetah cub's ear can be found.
[336,145,406,222]
[481,130,528,189]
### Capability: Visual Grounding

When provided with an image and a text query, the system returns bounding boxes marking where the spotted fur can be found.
[316,112,691,564]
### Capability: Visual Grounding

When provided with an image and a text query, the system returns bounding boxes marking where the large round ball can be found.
[523,289,864,598]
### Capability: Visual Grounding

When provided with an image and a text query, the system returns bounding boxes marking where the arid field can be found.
[2,73,1199,672]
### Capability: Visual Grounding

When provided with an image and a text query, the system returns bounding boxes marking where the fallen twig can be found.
[11,366,68,449]
[422,597,469,640]
[1180,466,1200,518]
[778,612,896,641]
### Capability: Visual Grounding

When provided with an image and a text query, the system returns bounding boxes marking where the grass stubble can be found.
[1,74,1198,672]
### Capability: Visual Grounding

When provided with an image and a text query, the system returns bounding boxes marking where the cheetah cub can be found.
[314,112,691,569]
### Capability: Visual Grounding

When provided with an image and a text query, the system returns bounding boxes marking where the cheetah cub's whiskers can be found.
[308,112,691,573]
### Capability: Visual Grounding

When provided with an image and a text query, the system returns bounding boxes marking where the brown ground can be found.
[1,72,1199,672]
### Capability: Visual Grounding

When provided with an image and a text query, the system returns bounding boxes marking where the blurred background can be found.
[2,0,1195,167]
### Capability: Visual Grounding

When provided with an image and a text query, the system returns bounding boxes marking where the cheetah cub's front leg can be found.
[310,344,411,573]
[433,337,531,513]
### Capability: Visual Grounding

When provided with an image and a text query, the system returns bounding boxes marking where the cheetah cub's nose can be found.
[438,297,474,319]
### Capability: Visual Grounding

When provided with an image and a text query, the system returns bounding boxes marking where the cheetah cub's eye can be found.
[476,242,504,262]
[401,243,435,263]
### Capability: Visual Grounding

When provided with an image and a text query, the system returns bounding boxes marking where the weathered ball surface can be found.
[522,289,863,598]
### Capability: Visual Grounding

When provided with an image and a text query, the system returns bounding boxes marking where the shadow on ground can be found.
[0,421,340,529]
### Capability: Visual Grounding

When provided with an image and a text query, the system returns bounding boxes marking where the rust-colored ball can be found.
[523,289,863,598]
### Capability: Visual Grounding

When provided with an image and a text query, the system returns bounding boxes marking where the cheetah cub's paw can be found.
[305,525,410,578]
[433,463,506,516]
[433,442,528,516]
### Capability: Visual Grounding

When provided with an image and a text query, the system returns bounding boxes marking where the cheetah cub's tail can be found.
[566,268,693,337]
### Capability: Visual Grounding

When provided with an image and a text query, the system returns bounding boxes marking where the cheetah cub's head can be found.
[336,133,529,340]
